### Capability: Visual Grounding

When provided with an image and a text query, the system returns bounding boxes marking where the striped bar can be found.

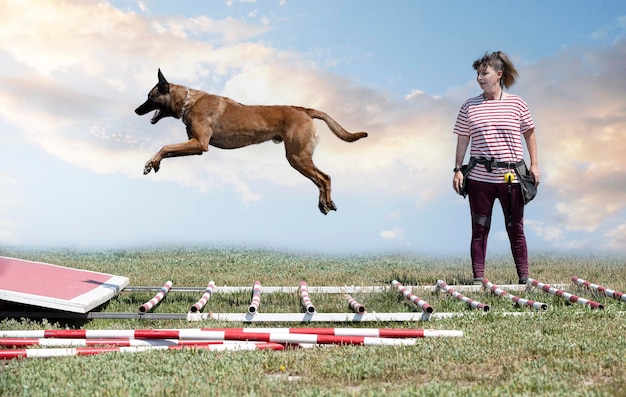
[344,294,366,314]
[139,280,172,313]
[482,278,547,310]
[190,280,215,313]
[260,334,444,346]
[299,281,316,314]
[436,280,489,312]
[529,278,604,310]
[0,338,271,348]
[572,276,626,303]
[0,342,285,360]
[0,327,463,339]
[247,281,262,314]
[391,280,433,313]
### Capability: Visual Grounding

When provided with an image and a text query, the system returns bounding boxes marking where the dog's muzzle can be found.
[135,100,161,124]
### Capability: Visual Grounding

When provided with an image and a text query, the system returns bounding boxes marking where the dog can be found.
[135,69,368,214]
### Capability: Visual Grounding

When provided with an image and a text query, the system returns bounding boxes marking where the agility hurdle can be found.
[345,294,366,314]
[528,278,604,309]
[0,338,272,348]
[482,278,547,310]
[436,280,489,312]
[138,280,172,313]
[0,308,565,322]
[0,342,285,360]
[247,281,262,314]
[299,281,316,314]
[123,284,545,294]
[0,327,463,340]
[391,280,433,313]
[1,279,574,323]
[0,327,464,360]
[0,328,463,344]
[571,276,625,303]
[190,280,215,313]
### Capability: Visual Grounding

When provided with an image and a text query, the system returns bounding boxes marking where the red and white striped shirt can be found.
[453,93,534,183]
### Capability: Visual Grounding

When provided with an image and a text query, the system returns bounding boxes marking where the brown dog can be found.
[135,69,368,214]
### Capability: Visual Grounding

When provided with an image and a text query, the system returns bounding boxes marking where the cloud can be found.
[379,228,405,240]
[385,211,403,220]
[524,219,590,250]
[137,1,149,13]
[525,219,565,243]
[1,1,626,251]
[590,15,626,43]
[0,219,19,245]
[0,0,459,209]
[520,41,626,238]
[0,173,16,185]
[604,224,626,251]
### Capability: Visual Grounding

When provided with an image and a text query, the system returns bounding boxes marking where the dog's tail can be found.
[303,108,368,142]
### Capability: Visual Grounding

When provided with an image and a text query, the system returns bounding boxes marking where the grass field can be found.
[1,247,625,396]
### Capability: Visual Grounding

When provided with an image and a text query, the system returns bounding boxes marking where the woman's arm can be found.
[523,128,540,186]
[453,134,470,193]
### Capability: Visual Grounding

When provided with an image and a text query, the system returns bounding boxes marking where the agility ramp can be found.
[0,256,129,313]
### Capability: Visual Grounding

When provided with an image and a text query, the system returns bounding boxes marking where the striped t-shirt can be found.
[453,93,534,183]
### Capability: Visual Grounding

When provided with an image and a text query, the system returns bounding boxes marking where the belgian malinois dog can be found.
[135,69,368,214]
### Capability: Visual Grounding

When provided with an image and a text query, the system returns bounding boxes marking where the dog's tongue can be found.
[150,109,160,124]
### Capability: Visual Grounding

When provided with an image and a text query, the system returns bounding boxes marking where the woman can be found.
[452,51,540,284]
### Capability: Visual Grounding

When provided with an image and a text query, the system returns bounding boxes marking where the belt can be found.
[470,157,524,173]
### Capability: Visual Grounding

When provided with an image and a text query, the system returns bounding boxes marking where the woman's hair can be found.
[472,51,519,89]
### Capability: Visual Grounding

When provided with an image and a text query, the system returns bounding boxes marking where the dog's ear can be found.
[157,68,169,94]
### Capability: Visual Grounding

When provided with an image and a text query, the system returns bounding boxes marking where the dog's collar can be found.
[179,88,190,119]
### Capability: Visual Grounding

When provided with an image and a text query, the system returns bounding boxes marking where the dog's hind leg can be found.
[283,130,335,215]
[287,153,335,215]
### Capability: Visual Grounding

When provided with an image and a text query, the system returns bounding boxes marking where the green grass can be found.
[1,247,625,396]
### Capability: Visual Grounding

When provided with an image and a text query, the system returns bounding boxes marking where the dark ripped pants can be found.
[466,178,528,280]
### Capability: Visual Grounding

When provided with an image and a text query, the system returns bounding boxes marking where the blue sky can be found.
[1,0,626,257]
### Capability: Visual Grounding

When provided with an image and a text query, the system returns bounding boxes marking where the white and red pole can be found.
[529,278,604,309]
[436,280,489,312]
[0,327,465,360]
[344,294,366,314]
[482,278,547,310]
[0,327,463,340]
[391,280,433,313]
[190,280,215,313]
[299,281,316,313]
[0,338,271,348]
[139,280,172,313]
[572,276,625,303]
[247,281,262,314]
[0,342,285,360]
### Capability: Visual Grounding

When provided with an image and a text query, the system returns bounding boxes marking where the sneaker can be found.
[473,277,484,285]
[518,277,528,285]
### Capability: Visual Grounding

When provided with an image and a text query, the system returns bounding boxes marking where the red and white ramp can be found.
[0,256,129,313]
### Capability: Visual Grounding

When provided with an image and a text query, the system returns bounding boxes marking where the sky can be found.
[1,0,626,257]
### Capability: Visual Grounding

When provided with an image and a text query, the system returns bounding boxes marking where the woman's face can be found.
[476,64,502,92]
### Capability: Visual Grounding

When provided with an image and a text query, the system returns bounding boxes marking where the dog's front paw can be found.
[144,159,161,175]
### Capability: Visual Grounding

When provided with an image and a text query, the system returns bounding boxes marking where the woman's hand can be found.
[529,164,541,187]
[453,170,464,194]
